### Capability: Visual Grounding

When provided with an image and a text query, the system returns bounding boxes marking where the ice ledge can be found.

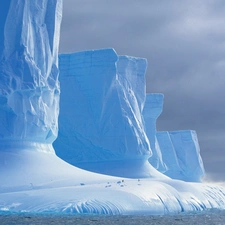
[0,141,54,153]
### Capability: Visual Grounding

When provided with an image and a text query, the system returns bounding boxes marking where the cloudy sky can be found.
[59,0,225,181]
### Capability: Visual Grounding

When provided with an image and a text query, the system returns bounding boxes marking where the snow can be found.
[0,0,225,216]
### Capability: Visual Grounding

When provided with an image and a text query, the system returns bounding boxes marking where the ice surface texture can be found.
[0,0,62,147]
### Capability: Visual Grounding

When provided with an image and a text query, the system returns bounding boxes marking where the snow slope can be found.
[1,149,225,214]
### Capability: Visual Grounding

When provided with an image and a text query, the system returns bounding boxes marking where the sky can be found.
[59,0,225,182]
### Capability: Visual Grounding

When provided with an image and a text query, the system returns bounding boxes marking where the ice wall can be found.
[0,0,62,151]
[142,93,167,172]
[157,131,205,182]
[142,93,205,182]
[54,49,167,178]
[54,48,205,180]
[156,132,180,178]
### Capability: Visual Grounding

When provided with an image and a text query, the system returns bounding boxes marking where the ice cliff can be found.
[156,131,205,182]
[142,94,166,172]
[54,48,204,182]
[54,49,165,178]
[142,94,205,182]
[0,0,62,150]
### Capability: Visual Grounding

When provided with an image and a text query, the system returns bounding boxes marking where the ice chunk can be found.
[0,0,62,148]
[157,130,205,182]
[54,49,167,178]
[143,93,167,172]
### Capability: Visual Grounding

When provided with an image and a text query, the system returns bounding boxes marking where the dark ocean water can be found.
[1,210,225,225]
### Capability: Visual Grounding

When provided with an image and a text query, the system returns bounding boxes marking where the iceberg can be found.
[1,0,225,215]
[54,49,165,178]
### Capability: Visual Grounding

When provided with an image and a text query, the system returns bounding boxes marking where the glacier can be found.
[1,0,225,215]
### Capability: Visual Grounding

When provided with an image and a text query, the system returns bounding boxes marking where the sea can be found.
[1,209,225,225]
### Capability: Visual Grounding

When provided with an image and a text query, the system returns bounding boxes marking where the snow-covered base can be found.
[1,150,225,215]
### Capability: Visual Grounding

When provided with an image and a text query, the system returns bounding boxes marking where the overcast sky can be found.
[59,0,225,182]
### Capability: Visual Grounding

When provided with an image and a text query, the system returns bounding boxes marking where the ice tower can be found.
[142,93,167,172]
[0,0,62,152]
[54,49,165,178]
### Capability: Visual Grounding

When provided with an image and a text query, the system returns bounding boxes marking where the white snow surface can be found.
[1,149,225,215]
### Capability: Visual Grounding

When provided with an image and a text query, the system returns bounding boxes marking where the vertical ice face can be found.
[169,130,205,182]
[156,131,181,179]
[54,49,156,178]
[143,94,205,182]
[54,49,120,162]
[0,0,62,149]
[143,93,167,172]
[115,55,151,158]
[157,130,205,182]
